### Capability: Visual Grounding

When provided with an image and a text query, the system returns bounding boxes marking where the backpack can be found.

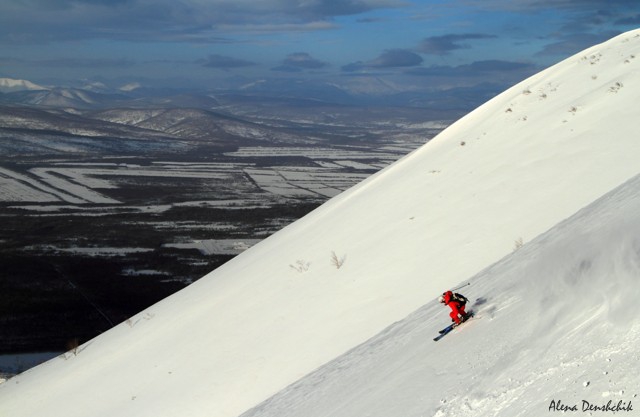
[452,292,468,305]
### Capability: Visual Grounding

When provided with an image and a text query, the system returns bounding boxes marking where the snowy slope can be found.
[2,29,640,417]
[241,172,640,417]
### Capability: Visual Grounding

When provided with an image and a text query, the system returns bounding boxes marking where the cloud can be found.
[44,57,136,68]
[462,0,640,37]
[198,54,256,69]
[461,0,638,12]
[272,53,328,72]
[0,56,135,68]
[469,60,534,72]
[356,17,387,23]
[342,49,423,72]
[217,21,337,35]
[0,0,406,44]
[371,49,423,67]
[291,0,407,19]
[417,34,497,55]
[535,31,620,56]
[0,0,131,12]
[341,62,366,72]
[616,14,640,25]
[406,59,537,78]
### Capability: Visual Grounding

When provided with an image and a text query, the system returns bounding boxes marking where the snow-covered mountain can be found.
[90,107,314,143]
[20,87,112,108]
[0,77,48,93]
[241,171,640,417]
[119,82,142,92]
[0,105,180,141]
[1,29,640,417]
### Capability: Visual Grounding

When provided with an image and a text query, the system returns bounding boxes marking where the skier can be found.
[439,290,469,326]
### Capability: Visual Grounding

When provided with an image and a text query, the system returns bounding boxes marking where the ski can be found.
[433,324,456,341]
[433,311,474,342]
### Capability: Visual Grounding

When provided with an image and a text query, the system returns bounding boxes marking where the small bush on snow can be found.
[331,251,346,269]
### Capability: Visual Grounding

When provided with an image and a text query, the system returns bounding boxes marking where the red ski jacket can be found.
[442,291,467,318]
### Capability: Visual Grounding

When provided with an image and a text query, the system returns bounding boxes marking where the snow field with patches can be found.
[163,239,261,255]
[0,173,59,202]
[1,30,640,417]
[1,145,405,204]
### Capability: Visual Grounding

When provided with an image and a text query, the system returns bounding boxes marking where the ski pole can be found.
[451,282,471,291]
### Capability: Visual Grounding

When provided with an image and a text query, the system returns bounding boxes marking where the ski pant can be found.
[448,302,466,324]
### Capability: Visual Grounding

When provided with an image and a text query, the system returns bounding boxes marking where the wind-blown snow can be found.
[1,30,640,417]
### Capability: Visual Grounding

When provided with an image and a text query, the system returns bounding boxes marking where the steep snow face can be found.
[241,172,640,417]
[2,30,640,417]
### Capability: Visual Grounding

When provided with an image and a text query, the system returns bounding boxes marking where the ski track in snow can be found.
[242,173,640,417]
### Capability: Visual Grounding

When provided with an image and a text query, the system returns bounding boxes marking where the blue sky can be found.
[1,0,639,94]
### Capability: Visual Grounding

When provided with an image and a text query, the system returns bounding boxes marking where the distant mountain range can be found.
[0,101,330,158]
[0,76,503,111]
[0,75,471,158]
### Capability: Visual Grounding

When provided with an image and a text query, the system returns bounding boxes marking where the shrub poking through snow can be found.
[331,251,346,269]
